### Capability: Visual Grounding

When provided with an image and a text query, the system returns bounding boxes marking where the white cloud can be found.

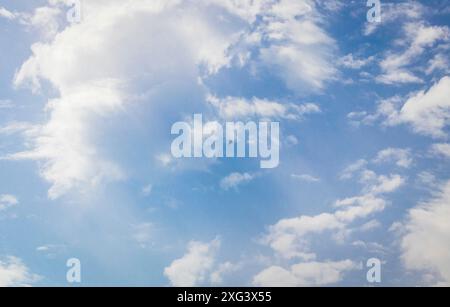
[0,194,18,211]
[347,96,403,127]
[36,246,50,252]
[291,174,320,183]
[207,95,320,121]
[0,122,36,136]
[164,238,220,287]
[0,256,39,287]
[220,172,255,191]
[367,174,406,195]
[333,195,387,223]
[373,148,413,168]
[364,2,425,36]
[352,240,386,254]
[375,71,423,85]
[430,143,450,158]
[341,156,407,195]
[263,195,388,261]
[339,159,367,180]
[35,244,66,258]
[396,76,450,138]
[256,158,403,285]
[416,171,437,189]
[338,54,374,69]
[426,53,449,75]
[354,77,450,138]
[256,0,337,93]
[9,0,336,199]
[0,7,16,20]
[2,4,64,39]
[315,0,344,12]
[265,158,404,261]
[399,180,450,286]
[253,260,359,287]
[26,6,61,40]
[359,219,382,232]
[11,1,241,198]
[210,261,239,285]
[264,213,343,261]
[376,23,449,85]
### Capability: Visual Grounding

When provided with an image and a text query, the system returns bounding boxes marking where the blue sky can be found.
[0,0,450,287]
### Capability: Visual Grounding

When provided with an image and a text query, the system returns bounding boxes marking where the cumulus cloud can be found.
[259,155,404,272]
[0,256,39,287]
[7,0,337,199]
[164,238,226,287]
[366,174,406,195]
[253,159,402,285]
[210,261,240,285]
[394,76,450,138]
[399,180,450,286]
[352,77,450,138]
[253,260,359,287]
[263,173,402,261]
[258,13,337,93]
[263,213,344,261]
[9,0,245,198]
[25,6,62,39]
